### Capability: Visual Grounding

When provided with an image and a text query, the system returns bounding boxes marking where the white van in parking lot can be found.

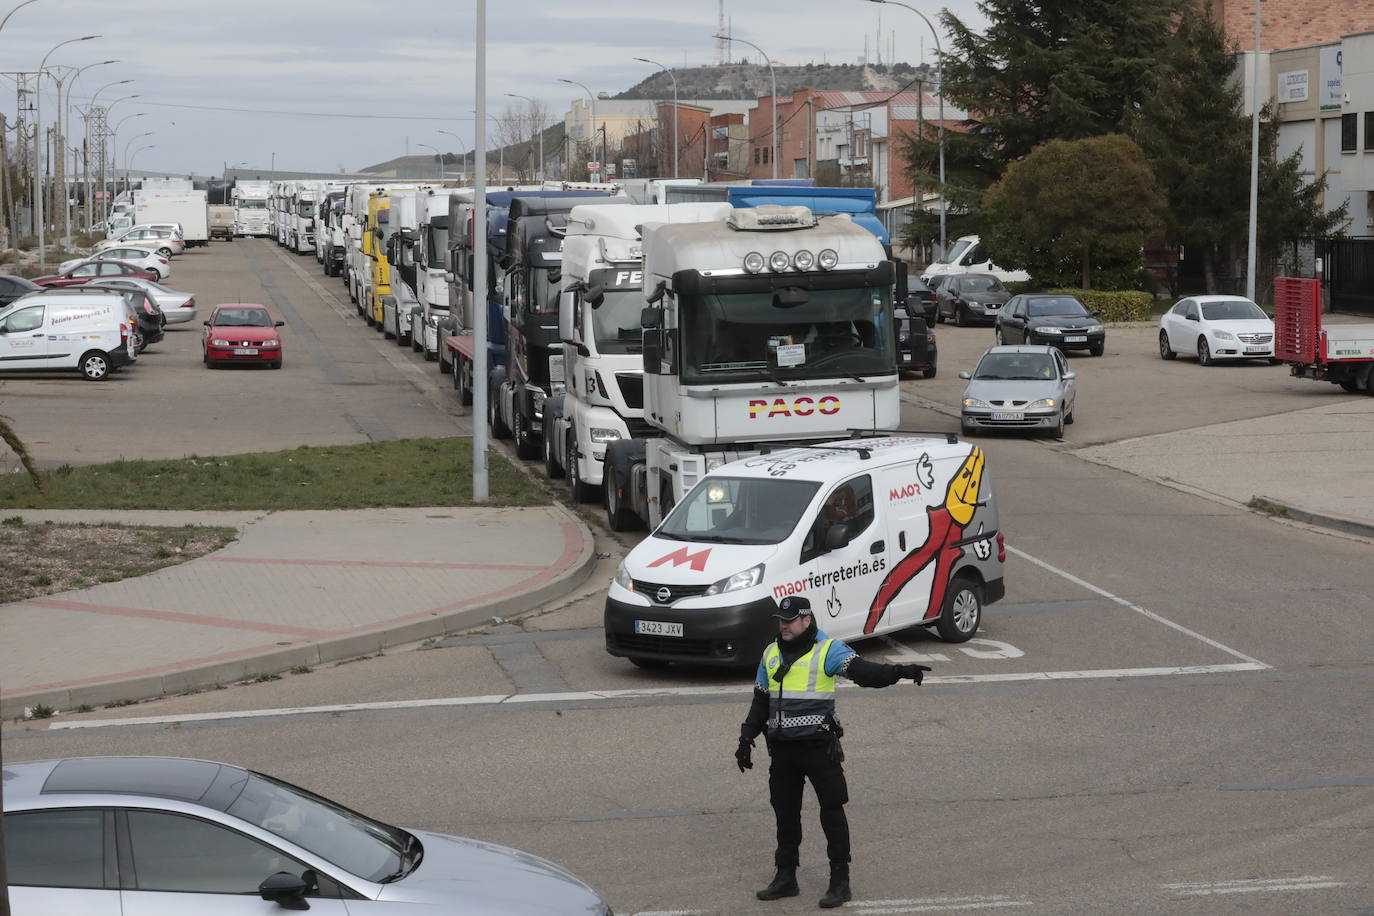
[605,435,1006,668]
[0,293,137,380]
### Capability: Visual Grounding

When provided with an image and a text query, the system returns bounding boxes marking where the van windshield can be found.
[657,476,820,546]
[937,237,974,265]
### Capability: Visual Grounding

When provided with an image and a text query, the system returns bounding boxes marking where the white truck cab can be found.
[921,234,1029,285]
[605,435,1005,668]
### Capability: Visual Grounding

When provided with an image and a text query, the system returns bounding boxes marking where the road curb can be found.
[2,505,598,720]
[1248,495,1374,541]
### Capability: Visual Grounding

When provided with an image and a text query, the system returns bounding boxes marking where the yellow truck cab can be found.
[365,192,393,327]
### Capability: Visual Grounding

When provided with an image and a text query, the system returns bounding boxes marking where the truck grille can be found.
[625,417,656,439]
[632,580,710,604]
[615,372,644,409]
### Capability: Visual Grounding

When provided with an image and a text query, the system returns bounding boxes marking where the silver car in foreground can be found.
[960,344,1077,437]
[4,756,611,915]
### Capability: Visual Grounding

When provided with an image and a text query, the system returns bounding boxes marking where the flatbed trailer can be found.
[1275,276,1374,392]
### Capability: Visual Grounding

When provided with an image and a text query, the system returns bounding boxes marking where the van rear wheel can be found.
[79,351,110,381]
[935,574,982,643]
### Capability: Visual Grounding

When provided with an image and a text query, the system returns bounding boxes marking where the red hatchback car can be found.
[33,260,160,287]
[202,304,285,369]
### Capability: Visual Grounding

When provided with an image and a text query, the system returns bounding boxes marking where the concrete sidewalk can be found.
[0,505,595,718]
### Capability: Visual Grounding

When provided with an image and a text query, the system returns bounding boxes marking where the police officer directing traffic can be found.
[735,595,930,908]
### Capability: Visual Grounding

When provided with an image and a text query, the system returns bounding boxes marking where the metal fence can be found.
[1288,236,1374,316]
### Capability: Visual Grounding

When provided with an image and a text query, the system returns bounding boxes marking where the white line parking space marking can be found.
[44,662,1268,731]
[1008,546,1269,668]
[1162,876,1346,896]
[847,894,1033,913]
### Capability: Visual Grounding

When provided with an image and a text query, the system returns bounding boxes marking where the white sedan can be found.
[93,227,184,257]
[60,247,172,281]
[1158,295,1277,365]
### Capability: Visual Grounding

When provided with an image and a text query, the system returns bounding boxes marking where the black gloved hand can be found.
[736,738,754,772]
[897,663,932,684]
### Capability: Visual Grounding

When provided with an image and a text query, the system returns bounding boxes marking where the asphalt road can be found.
[5,242,1372,914]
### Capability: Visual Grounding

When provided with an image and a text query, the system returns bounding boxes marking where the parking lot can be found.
[5,239,1374,914]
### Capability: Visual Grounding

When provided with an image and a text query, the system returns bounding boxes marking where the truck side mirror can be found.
[640,307,661,329]
[558,290,575,343]
[642,329,661,372]
[825,524,850,551]
[586,284,605,308]
[444,272,455,283]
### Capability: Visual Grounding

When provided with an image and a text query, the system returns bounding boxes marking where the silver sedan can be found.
[4,755,611,915]
[960,344,1077,437]
[91,276,198,324]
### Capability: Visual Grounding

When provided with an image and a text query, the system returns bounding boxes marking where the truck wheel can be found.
[79,351,110,381]
[605,466,639,531]
[568,434,598,503]
[454,359,472,406]
[489,385,511,439]
[935,573,982,643]
[513,411,539,461]
[1364,364,1374,396]
[544,424,564,479]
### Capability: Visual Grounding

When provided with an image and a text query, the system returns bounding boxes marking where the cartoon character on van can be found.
[864,447,985,634]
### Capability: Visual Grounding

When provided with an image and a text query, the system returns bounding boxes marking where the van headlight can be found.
[704,563,765,596]
[613,563,633,591]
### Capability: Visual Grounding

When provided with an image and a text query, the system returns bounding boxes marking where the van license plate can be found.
[1064,335,1087,343]
[234,348,258,355]
[991,411,1023,420]
[635,620,683,637]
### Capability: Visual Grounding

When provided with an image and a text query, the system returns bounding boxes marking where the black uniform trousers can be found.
[767,738,850,869]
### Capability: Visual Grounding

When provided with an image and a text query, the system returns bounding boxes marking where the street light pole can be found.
[437,129,467,183]
[471,110,504,185]
[122,130,151,194]
[714,34,775,179]
[417,141,444,180]
[559,78,599,179]
[127,144,153,188]
[505,92,544,183]
[1245,0,1261,302]
[634,57,679,179]
[35,34,99,267]
[473,0,489,502]
[866,0,945,255]
[62,58,116,245]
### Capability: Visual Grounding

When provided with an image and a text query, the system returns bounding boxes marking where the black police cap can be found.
[772,596,812,620]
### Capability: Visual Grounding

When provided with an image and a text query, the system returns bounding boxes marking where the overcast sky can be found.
[1,0,988,177]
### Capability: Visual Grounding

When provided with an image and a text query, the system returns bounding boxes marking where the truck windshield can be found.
[296,202,314,217]
[589,268,643,353]
[529,267,561,315]
[680,286,895,384]
[237,199,266,210]
[427,225,448,269]
[657,476,821,546]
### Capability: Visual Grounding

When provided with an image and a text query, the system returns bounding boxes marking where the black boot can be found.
[756,866,799,901]
[818,865,851,909]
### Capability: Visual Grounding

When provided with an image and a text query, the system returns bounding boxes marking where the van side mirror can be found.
[825,524,850,551]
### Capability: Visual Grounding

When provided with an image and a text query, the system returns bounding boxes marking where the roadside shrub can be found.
[1048,288,1153,322]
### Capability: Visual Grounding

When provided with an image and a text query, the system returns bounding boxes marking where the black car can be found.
[995,293,1105,356]
[935,273,1012,326]
[0,273,42,307]
[89,282,166,349]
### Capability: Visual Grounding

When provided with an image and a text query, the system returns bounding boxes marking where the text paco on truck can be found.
[605,435,1006,668]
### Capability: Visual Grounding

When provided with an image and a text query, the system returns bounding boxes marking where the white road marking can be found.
[847,894,1033,913]
[44,662,1267,731]
[1162,875,1346,896]
[879,635,949,663]
[1008,546,1269,668]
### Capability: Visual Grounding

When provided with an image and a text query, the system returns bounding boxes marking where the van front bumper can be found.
[605,595,777,668]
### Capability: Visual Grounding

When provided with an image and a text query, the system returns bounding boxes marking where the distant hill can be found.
[617,61,936,101]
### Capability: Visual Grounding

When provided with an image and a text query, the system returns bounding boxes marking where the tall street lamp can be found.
[714,34,776,179]
[505,92,544,182]
[127,144,153,189]
[559,78,600,178]
[437,129,467,182]
[1245,0,1261,302]
[35,34,99,266]
[123,130,152,193]
[417,141,444,180]
[865,0,946,255]
[634,57,679,179]
[0,0,41,33]
[472,110,504,184]
[61,58,116,245]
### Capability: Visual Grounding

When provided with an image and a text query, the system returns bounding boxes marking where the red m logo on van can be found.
[648,546,712,571]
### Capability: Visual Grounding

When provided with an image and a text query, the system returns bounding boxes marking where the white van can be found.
[921,234,1030,285]
[0,293,137,380]
[605,435,1005,668]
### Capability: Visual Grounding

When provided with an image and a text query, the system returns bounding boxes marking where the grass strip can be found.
[0,438,549,510]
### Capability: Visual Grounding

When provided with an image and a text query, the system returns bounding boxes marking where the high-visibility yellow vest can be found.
[763,639,839,741]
